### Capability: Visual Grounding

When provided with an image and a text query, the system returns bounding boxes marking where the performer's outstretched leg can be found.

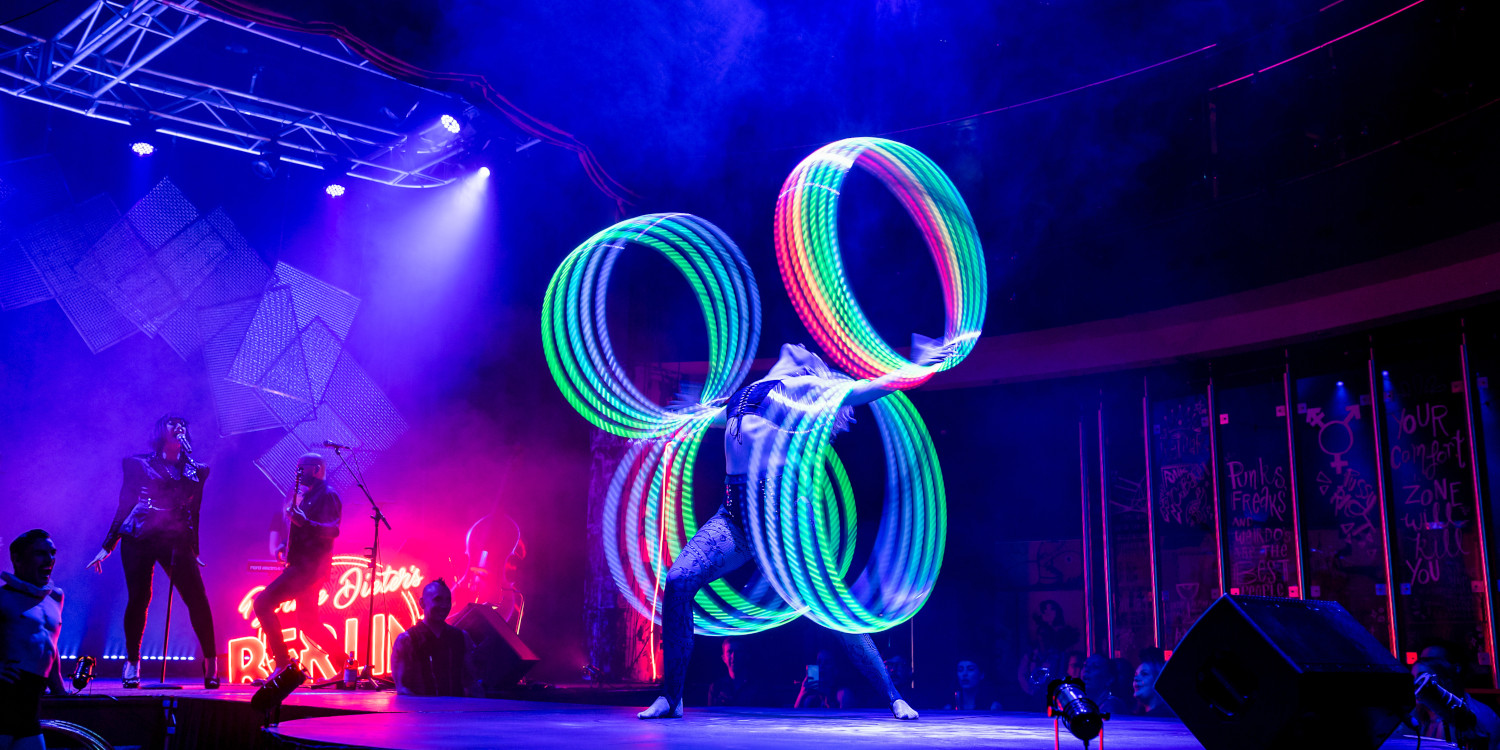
[837,632,919,720]
[639,509,753,719]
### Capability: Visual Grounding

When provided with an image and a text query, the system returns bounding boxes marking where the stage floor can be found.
[54,681,1444,749]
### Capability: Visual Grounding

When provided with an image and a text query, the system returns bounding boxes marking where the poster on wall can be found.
[1101,396,1156,658]
[1382,360,1492,670]
[1293,371,1393,649]
[1149,392,1221,649]
[1215,380,1299,599]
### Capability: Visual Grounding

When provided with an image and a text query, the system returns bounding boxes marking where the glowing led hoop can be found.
[747,387,945,633]
[542,213,760,438]
[601,415,859,635]
[774,137,986,387]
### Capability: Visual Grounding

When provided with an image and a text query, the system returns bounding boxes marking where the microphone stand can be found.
[144,438,192,691]
[140,547,183,690]
[328,444,393,690]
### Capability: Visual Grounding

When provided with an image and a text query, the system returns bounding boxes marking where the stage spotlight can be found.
[1047,676,1108,747]
[1382,370,1390,377]
[1336,381,1345,387]
[70,655,96,691]
[251,156,278,180]
[251,661,307,726]
[130,142,154,156]
[326,184,346,197]
[441,114,461,134]
[477,166,491,179]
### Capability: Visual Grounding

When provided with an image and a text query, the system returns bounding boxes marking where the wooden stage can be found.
[41,680,1443,749]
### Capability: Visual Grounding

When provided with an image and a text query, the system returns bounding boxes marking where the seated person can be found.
[795,649,852,708]
[1063,651,1085,681]
[391,579,477,697]
[1081,653,1132,716]
[2,530,65,750]
[707,638,770,707]
[944,658,1001,710]
[1412,656,1500,750]
[1132,657,1175,718]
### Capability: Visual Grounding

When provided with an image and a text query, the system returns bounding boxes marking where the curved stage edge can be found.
[42,682,1439,749]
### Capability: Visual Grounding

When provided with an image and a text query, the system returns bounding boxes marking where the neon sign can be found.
[228,555,426,684]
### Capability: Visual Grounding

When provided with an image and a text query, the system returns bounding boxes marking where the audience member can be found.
[1109,656,1136,712]
[707,638,773,707]
[794,649,852,708]
[1064,651,1085,681]
[1132,657,1175,718]
[944,658,1001,710]
[1082,653,1132,716]
[1,530,65,750]
[391,579,477,697]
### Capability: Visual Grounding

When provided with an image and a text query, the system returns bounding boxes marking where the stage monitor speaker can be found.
[1155,595,1412,750]
[452,602,539,692]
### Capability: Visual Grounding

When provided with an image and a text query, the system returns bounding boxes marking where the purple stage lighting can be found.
[131,142,155,156]
[1336,381,1345,387]
[326,184,346,197]
[440,114,460,134]
[477,166,491,178]
[1382,370,1390,377]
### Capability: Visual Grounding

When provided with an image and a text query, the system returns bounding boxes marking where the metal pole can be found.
[1283,359,1307,598]
[1142,377,1162,648]
[1207,377,1227,598]
[1367,344,1401,657]
[1459,328,1498,687]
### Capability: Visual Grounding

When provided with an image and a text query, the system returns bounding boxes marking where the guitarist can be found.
[254,453,343,670]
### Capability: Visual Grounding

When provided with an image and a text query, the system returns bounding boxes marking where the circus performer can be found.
[638,340,952,720]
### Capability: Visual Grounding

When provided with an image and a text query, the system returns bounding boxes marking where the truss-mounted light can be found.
[0,1,512,189]
[131,141,155,156]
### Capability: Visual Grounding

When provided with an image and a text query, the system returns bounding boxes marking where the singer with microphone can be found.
[254,452,343,672]
[85,414,217,687]
[85,415,218,689]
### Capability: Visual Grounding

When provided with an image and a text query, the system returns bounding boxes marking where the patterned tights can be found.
[657,484,903,708]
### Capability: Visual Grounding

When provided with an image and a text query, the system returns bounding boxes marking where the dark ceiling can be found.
[6,0,1498,353]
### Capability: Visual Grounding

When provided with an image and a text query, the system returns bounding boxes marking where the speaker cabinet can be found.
[452,603,540,693]
[1155,595,1412,750]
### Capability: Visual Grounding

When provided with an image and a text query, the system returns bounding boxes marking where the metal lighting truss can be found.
[0,0,481,187]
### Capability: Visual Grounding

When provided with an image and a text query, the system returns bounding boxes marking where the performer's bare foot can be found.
[891,699,918,720]
[637,696,683,719]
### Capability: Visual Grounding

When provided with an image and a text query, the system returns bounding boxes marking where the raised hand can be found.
[911,333,957,367]
[86,548,109,574]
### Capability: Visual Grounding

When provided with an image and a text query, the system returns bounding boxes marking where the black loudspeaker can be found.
[452,603,540,692]
[1156,595,1412,750]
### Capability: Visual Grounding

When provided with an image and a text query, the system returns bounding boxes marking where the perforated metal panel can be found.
[271,262,360,340]
[227,285,297,388]
[74,219,174,335]
[157,210,272,360]
[322,351,407,451]
[123,179,197,250]
[20,196,136,352]
[200,296,282,435]
[0,239,50,309]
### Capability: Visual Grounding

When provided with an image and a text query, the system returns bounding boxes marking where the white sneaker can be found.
[123,660,140,688]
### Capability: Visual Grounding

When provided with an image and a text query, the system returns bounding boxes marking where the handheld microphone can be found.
[175,427,193,454]
[322,440,354,450]
[71,655,96,691]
